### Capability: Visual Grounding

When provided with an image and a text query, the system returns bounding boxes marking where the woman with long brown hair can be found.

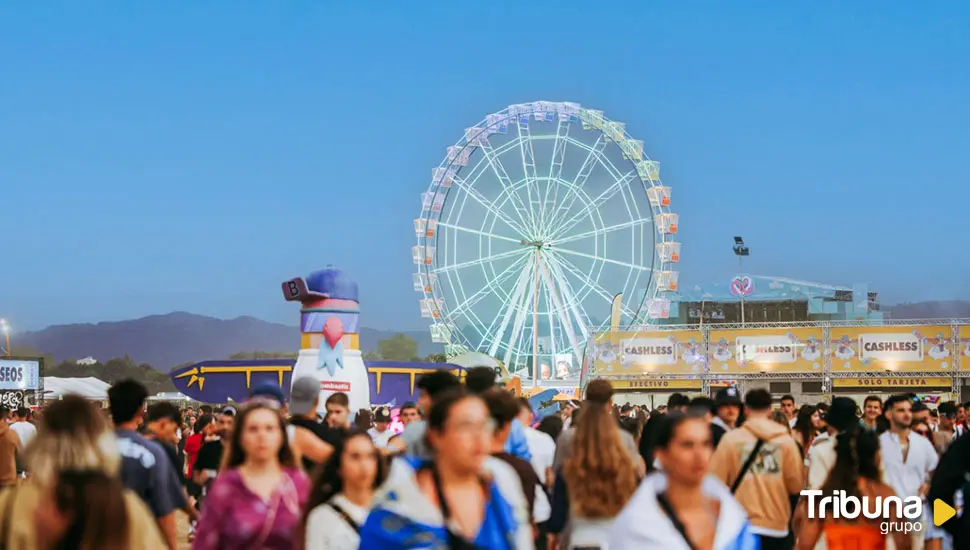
[301,430,387,550]
[548,395,640,549]
[192,401,310,550]
[0,395,164,549]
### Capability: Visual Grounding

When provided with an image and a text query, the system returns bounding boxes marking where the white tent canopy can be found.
[43,377,111,400]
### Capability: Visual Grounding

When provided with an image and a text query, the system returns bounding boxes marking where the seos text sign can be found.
[0,360,40,391]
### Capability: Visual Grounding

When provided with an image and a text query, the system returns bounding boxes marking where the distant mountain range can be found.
[13,301,970,371]
[16,312,436,370]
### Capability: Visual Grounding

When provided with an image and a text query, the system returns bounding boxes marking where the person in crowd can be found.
[184,414,215,498]
[9,407,35,449]
[780,395,797,428]
[928,409,940,432]
[955,404,967,437]
[193,406,234,495]
[192,401,310,550]
[483,390,540,529]
[515,397,554,548]
[354,408,374,431]
[556,379,643,475]
[0,395,166,549]
[934,401,958,454]
[0,407,20,488]
[688,396,722,447]
[713,387,743,435]
[144,402,199,532]
[861,395,883,431]
[796,428,911,550]
[792,405,820,458]
[929,420,970,548]
[667,393,691,414]
[465,366,532,461]
[302,429,387,550]
[912,418,932,441]
[609,411,759,549]
[550,387,640,549]
[912,400,931,426]
[771,409,792,431]
[392,370,462,457]
[359,387,532,549]
[325,392,352,431]
[398,402,421,427]
[288,376,338,471]
[537,414,564,446]
[880,394,938,550]
[368,406,395,450]
[805,397,858,490]
[108,379,186,550]
[711,389,802,549]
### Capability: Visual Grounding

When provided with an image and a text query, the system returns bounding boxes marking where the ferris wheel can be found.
[412,101,680,382]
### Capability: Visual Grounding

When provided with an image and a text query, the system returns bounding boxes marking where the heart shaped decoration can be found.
[323,316,345,349]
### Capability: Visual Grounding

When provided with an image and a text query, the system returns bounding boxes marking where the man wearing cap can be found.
[368,406,394,450]
[713,387,743,443]
[289,375,338,471]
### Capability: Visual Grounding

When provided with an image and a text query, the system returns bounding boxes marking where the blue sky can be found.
[2,2,969,332]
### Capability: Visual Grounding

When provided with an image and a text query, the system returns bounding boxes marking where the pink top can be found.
[192,467,310,550]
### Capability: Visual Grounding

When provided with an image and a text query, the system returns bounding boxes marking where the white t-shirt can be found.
[10,422,36,448]
[368,426,394,449]
[305,493,370,550]
[523,426,555,523]
[879,430,938,499]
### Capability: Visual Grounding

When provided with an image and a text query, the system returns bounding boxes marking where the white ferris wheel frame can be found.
[412,101,680,381]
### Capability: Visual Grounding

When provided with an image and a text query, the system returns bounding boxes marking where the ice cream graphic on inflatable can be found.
[282,267,371,415]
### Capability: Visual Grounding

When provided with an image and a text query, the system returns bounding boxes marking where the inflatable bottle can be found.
[282,268,371,415]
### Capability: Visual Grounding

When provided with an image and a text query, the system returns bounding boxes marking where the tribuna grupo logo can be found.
[800,490,924,535]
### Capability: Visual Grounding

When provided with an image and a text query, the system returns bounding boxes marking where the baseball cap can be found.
[289,376,321,416]
[374,406,391,423]
[249,381,286,406]
[714,387,742,407]
[825,397,859,432]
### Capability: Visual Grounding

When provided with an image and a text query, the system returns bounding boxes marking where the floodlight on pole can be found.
[732,237,750,326]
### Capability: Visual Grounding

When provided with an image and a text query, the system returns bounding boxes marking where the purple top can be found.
[192,467,310,550]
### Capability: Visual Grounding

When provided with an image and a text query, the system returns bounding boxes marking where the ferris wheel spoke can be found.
[547,251,639,319]
[513,121,542,238]
[551,169,637,240]
[543,134,606,238]
[436,221,523,245]
[450,175,531,238]
[550,245,650,272]
[477,138,536,235]
[547,217,653,246]
[442,253,531,324]
[433,248,526,275]
[487,256,534,359]
[538,119,571,238]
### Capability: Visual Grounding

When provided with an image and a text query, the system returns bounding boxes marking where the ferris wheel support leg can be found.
[503,264,537,372]
[537,254,584,368]
[488,260,534,360]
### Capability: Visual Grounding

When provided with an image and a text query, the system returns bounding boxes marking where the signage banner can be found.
[829,326,952,372]
[608,378,703,391]
[960,326,970,370]
[0,360,40,391]
[591,330,705,375]
[832,377,952,389]
[708,328,824,373]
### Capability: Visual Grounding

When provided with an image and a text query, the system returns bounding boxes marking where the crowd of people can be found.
[0,372,969,549]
